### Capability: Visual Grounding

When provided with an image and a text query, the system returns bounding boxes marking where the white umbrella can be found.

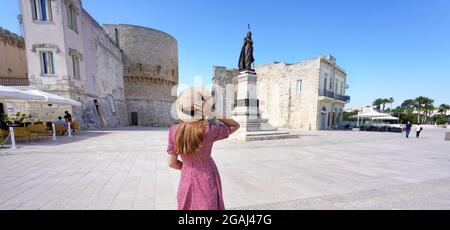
[26,90,82,106]
[350,110,390,119]
[0,85,46,102]
[372,116,400,121]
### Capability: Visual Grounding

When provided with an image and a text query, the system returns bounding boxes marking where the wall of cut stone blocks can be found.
[126,100,176,127]
[0,28,27,76]
[103,24,179,127]
[256,60,321,129]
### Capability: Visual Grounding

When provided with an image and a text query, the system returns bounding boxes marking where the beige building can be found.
[213,55,350,130]
[0,27,28,86]
[19,0,178,129]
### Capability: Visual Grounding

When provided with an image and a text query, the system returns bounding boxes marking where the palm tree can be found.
[423,104,435,124]
[415,96,434,124]
[381,98,392,112]
[439,104,450,116]
[372,98,384,111]
[388,97,394,111]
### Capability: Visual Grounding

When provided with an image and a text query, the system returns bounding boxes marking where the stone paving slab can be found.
[0,126,449,210]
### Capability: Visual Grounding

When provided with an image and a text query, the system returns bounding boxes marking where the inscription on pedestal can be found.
[236,99,259,108]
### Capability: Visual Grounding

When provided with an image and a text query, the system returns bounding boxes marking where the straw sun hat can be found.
[175,87,214,122]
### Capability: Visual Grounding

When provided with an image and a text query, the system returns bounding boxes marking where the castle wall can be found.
[0,28,27,77]
[103,24,178,126]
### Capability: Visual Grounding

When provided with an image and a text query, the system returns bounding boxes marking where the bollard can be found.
[445,132,450,141]
[68,122,72,137]
[52,123,57,141]
[9,127,16,150]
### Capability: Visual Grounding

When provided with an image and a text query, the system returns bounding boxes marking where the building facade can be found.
[0,27,28,86]
[19,0,178,129]
[213,55,350,130]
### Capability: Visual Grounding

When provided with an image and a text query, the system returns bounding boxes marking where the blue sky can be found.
[1,0,449,107]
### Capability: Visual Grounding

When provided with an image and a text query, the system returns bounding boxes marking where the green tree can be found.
[381,98,392,112]
[372,98,384,111]
[423,104,435,124]
[343,110,359,121]
[401,99,417,109]
[437,104,450,125]
[398,100,418,124]
[388,97,394,111]
[438,104,450,116]
[415,96,434,124]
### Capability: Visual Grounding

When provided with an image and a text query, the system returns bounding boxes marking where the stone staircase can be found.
[230,118,299,141]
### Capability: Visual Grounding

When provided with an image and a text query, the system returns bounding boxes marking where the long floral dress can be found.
[167,124,230,210]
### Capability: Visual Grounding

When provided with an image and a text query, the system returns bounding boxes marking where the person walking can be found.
[416,123,423,138]
[405,122,412,138]
[166,87,240,210]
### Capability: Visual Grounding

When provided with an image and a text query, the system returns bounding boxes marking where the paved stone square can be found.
[0,127,449,210]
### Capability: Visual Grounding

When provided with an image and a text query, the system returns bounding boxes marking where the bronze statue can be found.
[238,31,255,71]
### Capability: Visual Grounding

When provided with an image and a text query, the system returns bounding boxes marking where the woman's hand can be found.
[219,119,240,135]
[194,99,214,118]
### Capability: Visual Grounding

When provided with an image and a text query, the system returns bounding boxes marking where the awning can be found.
[26,90,82,106]
[0,85,46,102]
[372,116,400,121]
[350,110,390,119]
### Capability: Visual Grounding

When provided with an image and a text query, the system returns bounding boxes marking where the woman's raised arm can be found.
[218,119,240,135]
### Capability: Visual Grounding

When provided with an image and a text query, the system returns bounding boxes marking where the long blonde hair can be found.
[175,120,206,155]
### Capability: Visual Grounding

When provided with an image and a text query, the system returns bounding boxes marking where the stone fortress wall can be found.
[103,24,179,127]
[0,27,27,77]
[70,11,129,129]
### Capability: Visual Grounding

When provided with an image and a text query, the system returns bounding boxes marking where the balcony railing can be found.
[319,89,350,103]
[0,75,30,86]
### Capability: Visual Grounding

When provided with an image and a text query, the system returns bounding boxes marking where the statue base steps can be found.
[231,130,299,142]
[230,70,299,142]
[231,115,299,142]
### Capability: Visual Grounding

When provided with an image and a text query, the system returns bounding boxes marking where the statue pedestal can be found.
[230,71,299,141]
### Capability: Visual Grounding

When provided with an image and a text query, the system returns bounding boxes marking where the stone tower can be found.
[103,24,179,127]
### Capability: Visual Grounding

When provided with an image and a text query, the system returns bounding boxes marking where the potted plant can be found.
[2,112,28,127]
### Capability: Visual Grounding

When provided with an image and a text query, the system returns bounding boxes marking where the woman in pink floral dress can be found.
[167,87,240,210]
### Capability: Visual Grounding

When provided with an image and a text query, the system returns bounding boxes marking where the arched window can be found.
[66,1,79,32]
[106,95,117,114]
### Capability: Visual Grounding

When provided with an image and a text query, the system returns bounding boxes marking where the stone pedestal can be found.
[230,71,299,141]
[445,132,450,141]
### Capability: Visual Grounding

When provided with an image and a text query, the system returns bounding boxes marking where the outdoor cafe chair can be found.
[6,127,38,142]
[55,124,68,136]
[71,121,80,133]
[27,124,52,139]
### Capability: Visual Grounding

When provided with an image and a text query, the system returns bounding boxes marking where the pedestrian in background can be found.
[416,124,423,138]
[405,122,412,138]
